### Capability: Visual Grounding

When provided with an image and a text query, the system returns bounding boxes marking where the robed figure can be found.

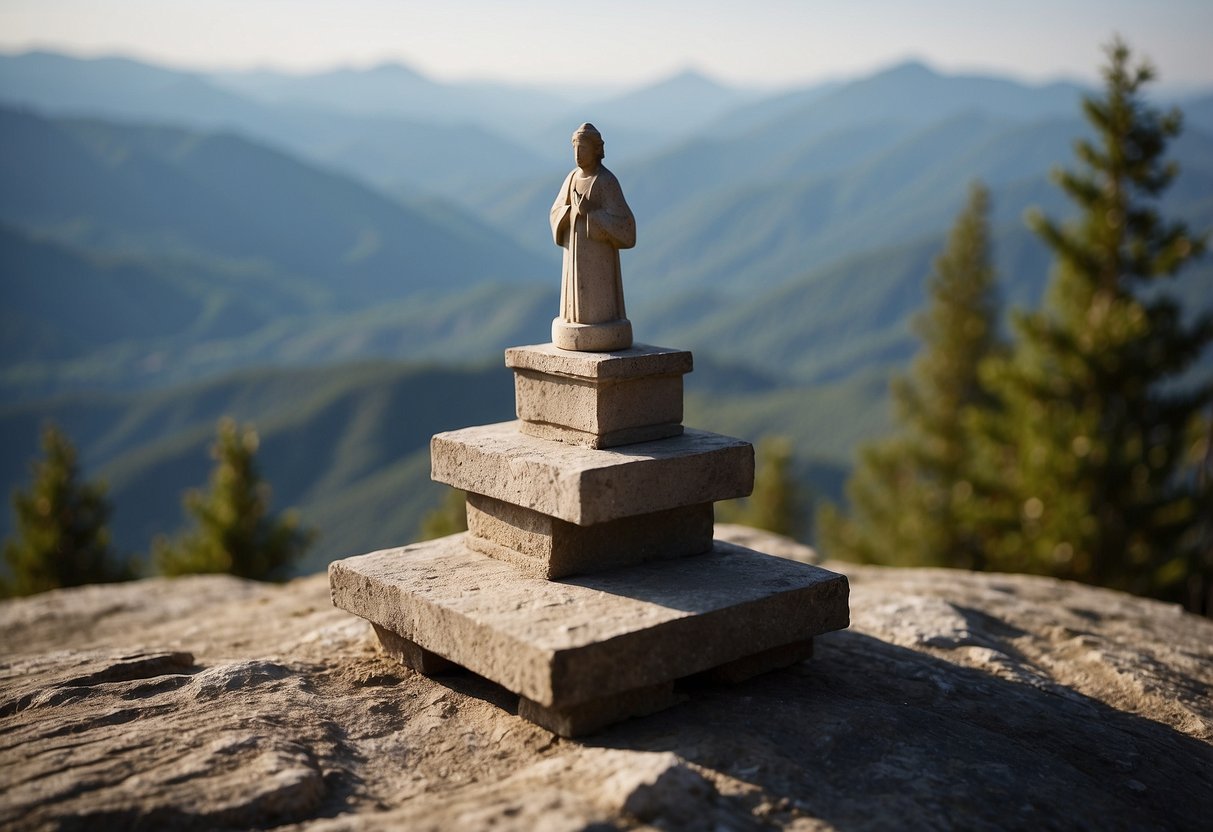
[550,123,636,352]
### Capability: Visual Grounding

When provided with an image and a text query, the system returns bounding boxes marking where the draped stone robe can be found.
[550,166,636,325]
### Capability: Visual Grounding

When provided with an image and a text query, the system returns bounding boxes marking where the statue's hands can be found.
[571,189,591,219]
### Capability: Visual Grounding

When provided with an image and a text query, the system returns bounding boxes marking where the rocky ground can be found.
[2,525,1210,831]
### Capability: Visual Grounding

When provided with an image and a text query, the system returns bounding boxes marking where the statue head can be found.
[572,123,605,168]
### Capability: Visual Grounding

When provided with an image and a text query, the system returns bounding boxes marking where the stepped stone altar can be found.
[328,126,850,735]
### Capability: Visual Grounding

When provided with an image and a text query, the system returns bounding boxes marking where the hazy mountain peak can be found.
[604,66,736,105]
[2,49,191,82]
[317,60,429,83]
[567,66,750,144]
[655,67,729,90]
[874,58,939,79]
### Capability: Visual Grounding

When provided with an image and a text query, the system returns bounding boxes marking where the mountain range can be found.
[1,49,1210,571]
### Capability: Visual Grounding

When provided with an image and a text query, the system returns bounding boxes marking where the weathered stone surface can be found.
[0,649,332,830]
[465,493,713,579]
[432,421,753,525]
[311,749,735,832]
[505,342,693,380]
[3,525,1212,831]
[329,534,849,708]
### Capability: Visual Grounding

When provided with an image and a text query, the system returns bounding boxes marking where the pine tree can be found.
[418,487,467,540]
[2,424,130,596]
[155,418,314,581]
[973,38,1211,608]
[718,437,809,540]
[819,182,1001,567]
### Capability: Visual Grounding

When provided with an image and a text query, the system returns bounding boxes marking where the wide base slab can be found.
[329,534,849,712]
[371,631,817,736]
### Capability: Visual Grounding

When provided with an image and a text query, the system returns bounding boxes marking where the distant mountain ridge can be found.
[1,49,1210,561]
[207,59,571,128]
[0,105,545,299]
[0,51,763,200]
[0,104,557,397]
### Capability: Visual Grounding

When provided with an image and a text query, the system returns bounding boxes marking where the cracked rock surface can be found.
[2,525,1210,830]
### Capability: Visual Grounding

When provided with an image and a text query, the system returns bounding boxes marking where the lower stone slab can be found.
[329,534,849,712]
[372,626,816,736]
[372,623,456,675]
[464,494,713,579]
[518,682,684,737]
[696,638,814,684]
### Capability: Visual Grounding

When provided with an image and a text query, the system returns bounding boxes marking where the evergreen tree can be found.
[2,424,130,596]
[418,487,467,540]
[155,418,314,580]
[718,436,809,540]
[972,39,1211,608]
[819,182,1001,567]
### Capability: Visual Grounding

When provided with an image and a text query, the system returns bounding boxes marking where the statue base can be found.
[329,534,848,736]
[551,317,633,352]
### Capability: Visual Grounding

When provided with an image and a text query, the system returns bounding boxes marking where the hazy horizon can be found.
[2,0,1211,92]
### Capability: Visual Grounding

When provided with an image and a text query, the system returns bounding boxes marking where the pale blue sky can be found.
[2,0,1210,89]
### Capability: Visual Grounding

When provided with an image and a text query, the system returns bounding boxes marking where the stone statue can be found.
[550,123,636,351]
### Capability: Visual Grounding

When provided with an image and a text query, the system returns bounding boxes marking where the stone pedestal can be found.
[329,341,850,736]
[329,537,848,735]
[506,343,691,449]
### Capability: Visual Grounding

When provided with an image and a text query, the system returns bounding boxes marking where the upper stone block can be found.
[432,421,753,526]
[506,343,693,449]
[505,343,693,379]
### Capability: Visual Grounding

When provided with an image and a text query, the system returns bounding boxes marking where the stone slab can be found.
[518,682,684,737]
[505,343,693,381]
[513,368,683,449]
[328,534,849,708]
[372,623,456,675]
[369,625,685,737]
[464,494,713,579]
[696,638,814,684]
[516,420,683,450]
[431,421,753,526]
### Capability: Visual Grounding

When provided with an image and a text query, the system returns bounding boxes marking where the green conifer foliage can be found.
[418,488,468,540]
[155,418,314,580]
[819,182,1001,566]
[718,437,808,540]
[2,424,130,596]
[973,39,1211,608]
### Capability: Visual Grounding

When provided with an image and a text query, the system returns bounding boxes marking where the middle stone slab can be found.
[431,421,754,526]
[465,494,714,579]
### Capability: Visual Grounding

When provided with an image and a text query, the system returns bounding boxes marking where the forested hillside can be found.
[1,49,1209,577]
[0,362,513,573]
